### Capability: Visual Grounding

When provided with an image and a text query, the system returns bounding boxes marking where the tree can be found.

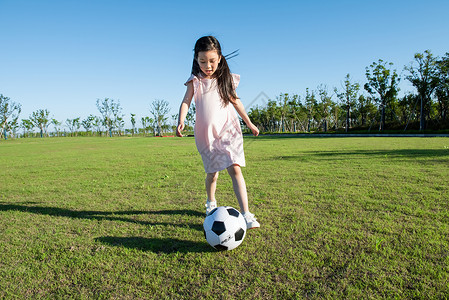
[277,93,290,132]
[0,94,22,140]
[364,59,400,131]
[141,116,151,136]
[115,116,125,136]
[96,98,123,137]
[317,85,334,132]
[266,99,280,132]
[130,113,136,136]
[30,109,50,138]
[356,95,376,127]
[435,53,449,123]
[259,105,272,132]
[404,50,439,130]
[185,103,196,130]
[399,93,419,129]
[335,74,360,132]
[150,99,170,136]
[6,116,20,138]
[248,106,264,131]
[66,118,81,136]
[82,115,95,136]
[92,116,103,136]
[304,89,318,132]
[51,119,62,137]
[286,94,301,132]
[21,119,34,138]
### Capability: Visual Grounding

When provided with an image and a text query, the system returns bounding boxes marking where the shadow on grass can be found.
[96,236,213,253]
[0,203,204,231]
[273,149,449,161]
[0,203,214,253]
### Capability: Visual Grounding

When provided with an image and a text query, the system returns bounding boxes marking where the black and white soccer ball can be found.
[203,206,247,251]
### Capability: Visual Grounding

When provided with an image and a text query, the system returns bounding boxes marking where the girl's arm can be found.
[176,82,194,137]
[232,97,259,136]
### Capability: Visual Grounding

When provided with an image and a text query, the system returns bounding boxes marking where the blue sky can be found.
[1,0,449,129]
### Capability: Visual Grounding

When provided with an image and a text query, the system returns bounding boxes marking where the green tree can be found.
[317,85,334,132]
[304,88,318,132]
[21,119,34,138]
[6,116,20,138]
[335,74,360,132]
[0,94,22,140]
[115,116,125,136]
[404,50,439,130]
[51,118,62,137]
[330,104,342,130]
[140,116,152,136]
[92,116,103,136]
[356,95,377,127]
[185,103,196,130]
[30,109,50,138]
[150,99,170,136]
[66,118,81,136]
[248,106,264,132]
[96,98,123,137]
[286,94,301,132]
[435,53,449,122]
[82,115,95,136]
[277,93,290,132]
[266,99,280,132]
[130,113,136,136]
[260,106,271,132]
[364,59,400,131]
[399,93,420,130]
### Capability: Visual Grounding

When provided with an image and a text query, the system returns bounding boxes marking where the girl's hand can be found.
[248,123,259,136]
[176,122,185,137]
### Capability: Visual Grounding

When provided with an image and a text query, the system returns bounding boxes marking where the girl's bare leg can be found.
[205,172,219,202]
[227,164,249,213]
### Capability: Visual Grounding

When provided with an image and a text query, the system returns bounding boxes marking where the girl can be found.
[176,36,260,229]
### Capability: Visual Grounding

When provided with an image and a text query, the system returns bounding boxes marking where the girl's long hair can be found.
[191,36,238,106]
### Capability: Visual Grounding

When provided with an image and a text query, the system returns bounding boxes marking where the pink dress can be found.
[185,73,245,173]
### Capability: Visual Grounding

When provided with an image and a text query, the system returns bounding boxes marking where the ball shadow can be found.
[96,236,214,254]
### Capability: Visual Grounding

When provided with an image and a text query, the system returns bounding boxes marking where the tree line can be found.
[0,97,185,139]
[248,50,448,133]
[1,50,448,139]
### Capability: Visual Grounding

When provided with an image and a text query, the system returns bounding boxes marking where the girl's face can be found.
[196,50,221,78]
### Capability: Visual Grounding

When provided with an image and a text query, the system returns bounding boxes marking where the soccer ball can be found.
[203,206,247,251]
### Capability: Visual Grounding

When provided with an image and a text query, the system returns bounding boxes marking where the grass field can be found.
[1,136,448,299]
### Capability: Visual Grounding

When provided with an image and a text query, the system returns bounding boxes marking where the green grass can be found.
[1,136,448,299]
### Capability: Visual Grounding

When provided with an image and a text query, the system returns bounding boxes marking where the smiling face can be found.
[196,50,221,79]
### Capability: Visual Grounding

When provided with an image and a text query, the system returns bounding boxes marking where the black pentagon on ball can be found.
[234,228,245,241]
[214,244,228,251]
[208,207,218,216]
[211,221,226,236]
[227,207,240,218]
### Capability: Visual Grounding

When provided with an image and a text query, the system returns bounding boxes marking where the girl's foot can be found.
[243,212,260,229]
[205,200,217,215]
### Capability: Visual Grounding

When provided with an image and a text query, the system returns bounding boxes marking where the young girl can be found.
[176,36,260,229]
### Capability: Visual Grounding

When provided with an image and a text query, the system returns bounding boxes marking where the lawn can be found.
[1,136,448,299]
